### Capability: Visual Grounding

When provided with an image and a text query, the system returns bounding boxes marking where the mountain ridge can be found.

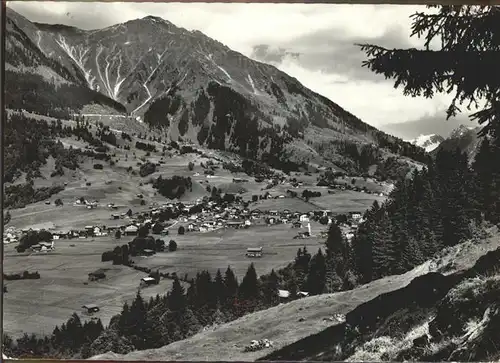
[5,7,428,174]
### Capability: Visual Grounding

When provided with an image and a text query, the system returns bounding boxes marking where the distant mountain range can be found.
[406,134,445,152]
[5,7,429,174]
[381,114,476,140]
[406,125,483,161]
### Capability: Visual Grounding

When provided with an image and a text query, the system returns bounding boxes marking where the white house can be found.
[351,212,362,221]
[278,289,291,299]
[299,214,310,222]
[124,225,139,236]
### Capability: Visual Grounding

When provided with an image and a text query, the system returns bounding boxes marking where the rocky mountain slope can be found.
[5,7,427,173]
[406,134,444,152]
[431,125,483,162]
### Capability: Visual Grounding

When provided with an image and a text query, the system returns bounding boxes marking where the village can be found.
[3,192,366,256]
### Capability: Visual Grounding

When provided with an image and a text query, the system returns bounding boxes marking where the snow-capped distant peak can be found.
[406,134,445,152]
[449,124,477,139]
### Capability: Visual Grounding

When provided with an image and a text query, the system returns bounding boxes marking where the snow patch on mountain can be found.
[449,124,477,139]
[406,134,444,152]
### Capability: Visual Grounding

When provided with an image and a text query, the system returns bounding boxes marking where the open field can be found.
[2,222,324,339]
[136,223,326,280]
[309,190,386,213]
[251,190,385,214]
[92,226,500,361]
[2,237,190,339]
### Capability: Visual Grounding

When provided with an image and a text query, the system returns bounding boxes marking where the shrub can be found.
[169,240,178,252]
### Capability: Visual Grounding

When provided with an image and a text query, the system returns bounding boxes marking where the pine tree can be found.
[371,209,395,279]
[224,265,239,306]
[128,292,148,349]
[239,263,260,301]
[359,5,500,226]
[179,308,202,337]
[168,276,186,312]
[472,138,493,214]
[285,269,299,298]
[437,148,472,247]
[306,248,326,295]
[261,269,280,306]
[400,236,425,271]
[214,269,227,306]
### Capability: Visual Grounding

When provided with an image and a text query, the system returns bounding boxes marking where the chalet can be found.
[31,242,54,252]
[350,212,362,221]
[124,225,139,236]
[82,304,100,314]
[269,210,279,216]
[85,225,94,234]
[292,221,302,228]
[251,209,262,217]
[187,223,196,232]
[107,225,125,232]
[266,217,276,225]
[297,291,309,298]
[142,249,155,256]
[140,277,157,287]
[299,214,310,222]
[278,289,291,302]
[227,221,244,229]
[246,247,263,258]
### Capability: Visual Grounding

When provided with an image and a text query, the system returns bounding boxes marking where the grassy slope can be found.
[90,226,500,361]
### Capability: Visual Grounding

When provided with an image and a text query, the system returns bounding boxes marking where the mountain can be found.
[431,125,483,161]
[5,7,428,174]
[380,114,475,140]
[406,134,445,152]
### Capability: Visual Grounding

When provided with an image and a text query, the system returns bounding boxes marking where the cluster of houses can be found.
[3,227,20,244]
[73,198,99,209]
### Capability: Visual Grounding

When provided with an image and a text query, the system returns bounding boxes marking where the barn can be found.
[246,247,263,258]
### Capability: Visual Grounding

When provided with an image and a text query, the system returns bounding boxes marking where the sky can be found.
[7,2,479,139]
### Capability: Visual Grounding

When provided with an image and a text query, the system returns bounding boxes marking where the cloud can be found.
[7,2,458,129]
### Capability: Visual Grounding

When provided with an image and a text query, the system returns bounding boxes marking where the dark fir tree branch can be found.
[357,5,500,136]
